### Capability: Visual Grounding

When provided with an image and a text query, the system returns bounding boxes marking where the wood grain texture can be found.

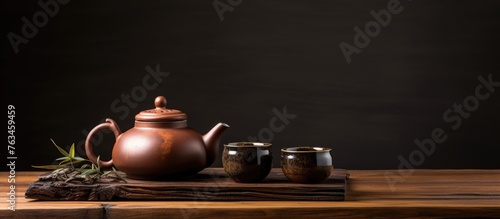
[24,168,347,201]
[1,169,500,219]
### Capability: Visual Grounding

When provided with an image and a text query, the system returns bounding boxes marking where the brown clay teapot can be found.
[84,96,229,180]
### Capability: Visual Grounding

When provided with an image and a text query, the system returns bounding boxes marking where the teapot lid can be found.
[135,96,187,122]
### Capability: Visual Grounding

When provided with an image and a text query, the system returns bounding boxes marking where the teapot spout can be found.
[203,122,230,167]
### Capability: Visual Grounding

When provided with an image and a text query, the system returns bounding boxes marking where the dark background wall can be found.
[2,0,499,171]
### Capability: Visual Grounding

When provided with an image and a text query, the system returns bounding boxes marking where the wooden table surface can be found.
[1,169,500,218]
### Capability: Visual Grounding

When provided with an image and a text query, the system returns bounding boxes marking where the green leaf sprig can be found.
[32,139,86,170]
[32,139,126,184]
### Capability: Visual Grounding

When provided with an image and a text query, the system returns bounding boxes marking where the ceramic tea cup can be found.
[281,147,333,183]
[222,142,272,183]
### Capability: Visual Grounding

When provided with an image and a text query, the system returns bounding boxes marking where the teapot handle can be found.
[85,118,121,168]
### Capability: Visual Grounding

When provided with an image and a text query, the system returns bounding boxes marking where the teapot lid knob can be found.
[155,96,167,108]
[135,96,187,122]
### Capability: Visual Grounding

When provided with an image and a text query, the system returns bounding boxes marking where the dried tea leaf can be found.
[81,168,99,176]
[80,164,92,170]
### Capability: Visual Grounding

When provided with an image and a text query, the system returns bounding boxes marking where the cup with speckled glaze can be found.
[281,147,333,183]
[222,142,273,183]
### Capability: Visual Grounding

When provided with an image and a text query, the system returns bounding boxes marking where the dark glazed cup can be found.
[281,147,333,183]
[222,142,273,183]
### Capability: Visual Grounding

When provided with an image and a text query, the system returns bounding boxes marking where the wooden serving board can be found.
[25,168,347,201]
